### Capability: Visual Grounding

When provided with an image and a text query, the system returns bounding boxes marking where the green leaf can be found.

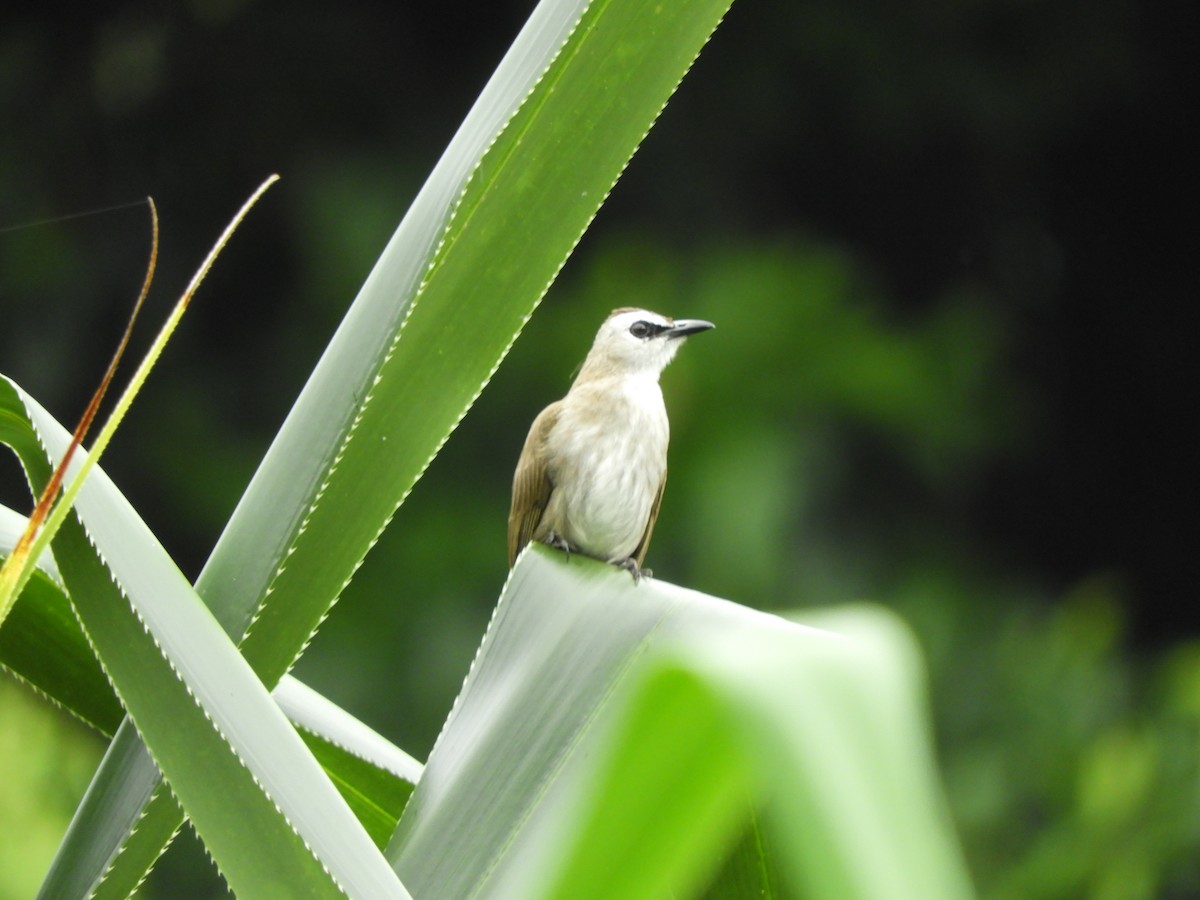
[3,506,420,892]
[2,377,407,898]
[389,546,974,899]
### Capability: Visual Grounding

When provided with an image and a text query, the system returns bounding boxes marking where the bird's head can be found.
[581,307,715,378]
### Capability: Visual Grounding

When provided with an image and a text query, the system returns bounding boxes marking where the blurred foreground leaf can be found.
[390,546,974,899]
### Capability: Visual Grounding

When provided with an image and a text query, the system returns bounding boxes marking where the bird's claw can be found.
[544,533,573,559]
[617,558,652,583]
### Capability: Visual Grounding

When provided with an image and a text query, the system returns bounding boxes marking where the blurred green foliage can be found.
[0,680,104,899]
[2,0,1194,897]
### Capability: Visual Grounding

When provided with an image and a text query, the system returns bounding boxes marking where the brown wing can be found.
[632,469,666,567]
[507,403,560,566]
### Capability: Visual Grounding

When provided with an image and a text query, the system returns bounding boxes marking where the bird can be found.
[507,307,714,581]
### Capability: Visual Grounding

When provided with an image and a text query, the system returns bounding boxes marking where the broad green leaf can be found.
[53,0,738,891]
[1,378,407,899]
[389,546,974,899]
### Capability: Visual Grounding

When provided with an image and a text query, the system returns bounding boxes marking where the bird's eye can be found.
[629,321,652,339]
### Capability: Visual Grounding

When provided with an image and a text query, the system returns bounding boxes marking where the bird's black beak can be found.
[665,318,715,339]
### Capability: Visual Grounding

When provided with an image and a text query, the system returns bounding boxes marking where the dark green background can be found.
[2,1,1195,896]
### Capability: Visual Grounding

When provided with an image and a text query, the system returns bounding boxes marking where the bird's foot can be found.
[617,558,652,583]
[544,532,574,559]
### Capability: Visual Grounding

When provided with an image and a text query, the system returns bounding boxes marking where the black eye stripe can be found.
[629,321,667,339]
